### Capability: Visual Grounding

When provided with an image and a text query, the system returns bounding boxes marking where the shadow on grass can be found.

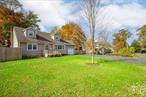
[97,58,113,63]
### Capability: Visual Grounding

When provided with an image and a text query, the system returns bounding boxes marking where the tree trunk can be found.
[91,30,95,64]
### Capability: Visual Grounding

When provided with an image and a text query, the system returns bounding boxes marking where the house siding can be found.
[20,43,45,57]
[12,27,75,57]
[20,42,72,57]
[53,43,68,55]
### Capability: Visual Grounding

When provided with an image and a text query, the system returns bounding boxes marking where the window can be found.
[55,45,58,49]
[33,45,37,50]
[55,45,64,50]
[27,43,38,51]
[55,36,58,40]
[28,30,35,37]
[45,45,49,50]
[45,45,52,50]
[28,44,32,50]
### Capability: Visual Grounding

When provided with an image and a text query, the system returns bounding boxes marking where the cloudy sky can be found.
[19,0,146,44]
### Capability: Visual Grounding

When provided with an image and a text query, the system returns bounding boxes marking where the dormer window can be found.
[55,36,59,40]
[28,30,35,37]
[55,34,60,41]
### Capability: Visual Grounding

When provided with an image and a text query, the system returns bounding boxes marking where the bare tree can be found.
[81,0,101,64]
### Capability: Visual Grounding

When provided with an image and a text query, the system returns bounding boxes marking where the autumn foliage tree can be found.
[60,22,86,50]
[0,0,40,46]
[113,29,131,53]
[0,6,23,46]
[137,25,146,49]
[85,38,92,53]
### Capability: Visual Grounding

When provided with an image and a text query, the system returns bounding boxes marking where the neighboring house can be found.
[10,27,75,57]
[95,42,113,55]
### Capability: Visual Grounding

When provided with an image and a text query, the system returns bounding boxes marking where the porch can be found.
[43,50,62,57]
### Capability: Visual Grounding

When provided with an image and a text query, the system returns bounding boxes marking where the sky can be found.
[19,0,146,44]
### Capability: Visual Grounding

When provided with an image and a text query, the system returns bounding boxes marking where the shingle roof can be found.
[13,27,74,46]
[60,39,75,45]
[14,27,53,44]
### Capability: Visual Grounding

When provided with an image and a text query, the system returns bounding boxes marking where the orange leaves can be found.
[86,38,92,50]
[60,22,86,50]
[0,6,23,26]
[0,6,23,46]
[137,25,146,48]
[0,6,22,26]
[113,29,131,52]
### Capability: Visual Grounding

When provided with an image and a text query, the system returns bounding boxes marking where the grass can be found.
[0,56,146,97]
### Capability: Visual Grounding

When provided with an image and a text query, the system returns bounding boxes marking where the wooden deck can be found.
[43,50,62,57]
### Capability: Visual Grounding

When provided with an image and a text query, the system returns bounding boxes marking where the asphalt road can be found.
[80,54,146,65]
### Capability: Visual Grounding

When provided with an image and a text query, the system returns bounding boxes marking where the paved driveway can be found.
[80,54,146,65]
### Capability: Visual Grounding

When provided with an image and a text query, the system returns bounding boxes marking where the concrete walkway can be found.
[80,54,146,65]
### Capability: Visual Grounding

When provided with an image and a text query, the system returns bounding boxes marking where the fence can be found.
[0,47,22,62]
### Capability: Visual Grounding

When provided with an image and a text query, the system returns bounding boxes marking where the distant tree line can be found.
[112,25,146,56]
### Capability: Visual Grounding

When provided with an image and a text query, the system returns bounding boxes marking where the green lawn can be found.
[0,56,146,97]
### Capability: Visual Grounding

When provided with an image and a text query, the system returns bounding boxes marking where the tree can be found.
[60,22,86,50]
[0,0,22,46]
[81,0,101,64]
[113,29,131,53]
[0,0,22,10]
[0,3,40,46]
[50,26,60,34]
[0,0,40,29]
[0,6,23,46]
[137,25,146,49]
[131,40,141,53]
[20,11,40,30]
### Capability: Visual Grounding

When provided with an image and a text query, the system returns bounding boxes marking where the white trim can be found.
[27,43,38,51]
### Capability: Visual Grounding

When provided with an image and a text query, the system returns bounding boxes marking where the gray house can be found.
[11,27,75,57]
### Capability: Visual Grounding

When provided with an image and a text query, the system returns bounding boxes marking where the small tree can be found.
[81,0,101,64]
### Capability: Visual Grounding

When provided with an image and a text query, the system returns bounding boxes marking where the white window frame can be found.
[55,45,64,50]
[44,44,52,50]
[27,43,38,51]
[55,36,59,40]
[28,30,35,37]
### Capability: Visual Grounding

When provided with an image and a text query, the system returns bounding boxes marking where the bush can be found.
[105,48,112,54]
[141,49,146,53]
[118,47,135,57]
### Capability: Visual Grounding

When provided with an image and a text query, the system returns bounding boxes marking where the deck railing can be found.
[43,50,61,57]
